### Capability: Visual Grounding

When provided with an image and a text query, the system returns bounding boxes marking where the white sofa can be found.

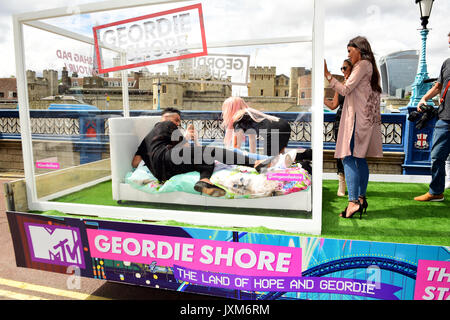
[108,116,311,211]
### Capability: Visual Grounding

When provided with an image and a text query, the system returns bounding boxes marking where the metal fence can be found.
[0,109,406,153]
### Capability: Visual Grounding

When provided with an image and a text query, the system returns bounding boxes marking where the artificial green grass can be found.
[51,180,310,219]
[321,180,450,246]
[46,179,450,246]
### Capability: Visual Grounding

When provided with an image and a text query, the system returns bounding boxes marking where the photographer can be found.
[414,32,450,202]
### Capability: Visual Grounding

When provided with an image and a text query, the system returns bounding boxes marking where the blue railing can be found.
[0,108,429,173]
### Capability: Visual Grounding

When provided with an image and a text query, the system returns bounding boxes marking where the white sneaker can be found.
[446,160,450,189]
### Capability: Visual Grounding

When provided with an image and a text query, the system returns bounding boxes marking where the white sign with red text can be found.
[93,3,207,74]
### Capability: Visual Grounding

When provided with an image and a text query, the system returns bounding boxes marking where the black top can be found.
[233,114,290,135]
[437,58,450,120]
[333,94,345,138]
[135,121,185,182]
[233,114,291,155]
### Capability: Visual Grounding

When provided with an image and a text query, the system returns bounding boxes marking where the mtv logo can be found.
[25,223,85,268]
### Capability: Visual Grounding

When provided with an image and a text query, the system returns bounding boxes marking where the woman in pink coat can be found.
[324,36,383,219]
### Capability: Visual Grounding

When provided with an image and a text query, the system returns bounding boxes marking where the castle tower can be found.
[152,77,184,110]
[248,66,276,97]
[289,67,306,97]
[26,70,36,84]
[43,69,58,96]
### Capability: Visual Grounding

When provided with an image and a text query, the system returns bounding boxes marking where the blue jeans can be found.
[342,130,369,201]
[231,148,269,160]
[429,119,450,195]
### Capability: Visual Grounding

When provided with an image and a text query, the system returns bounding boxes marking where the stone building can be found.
[2,64,332,111]
[289,67,308,98]
[0,78,17,107]
[26,69,58,101]
[275,74,290,97]
[247,66,276,97]
[0,70,58,108]
[298,72,344,107]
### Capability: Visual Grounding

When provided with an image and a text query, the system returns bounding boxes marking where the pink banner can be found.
[86,229,302,277]
[267,172,304,182]
[36,162,60,170]
[414,260,450,300]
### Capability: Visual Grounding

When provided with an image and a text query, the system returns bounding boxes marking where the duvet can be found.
[126,162,311,199]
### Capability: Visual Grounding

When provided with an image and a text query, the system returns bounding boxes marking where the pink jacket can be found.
[329,60,383,159]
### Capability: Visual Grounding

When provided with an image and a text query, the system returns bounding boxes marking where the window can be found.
[174,99,177,105]
[260,89,264,96]
[162,85,167,93]
[0,92,4,98]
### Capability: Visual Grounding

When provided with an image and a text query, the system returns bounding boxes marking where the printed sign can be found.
[55,50,94,76]
[7,211,450,300]
[177,53,250,86]
[414,260,450,300]
[92,3,207,74]
[36,162,60,170]
[174,265,401,300]
[267,172,304,182]
[86,229,302,277]
[24,223,85,268]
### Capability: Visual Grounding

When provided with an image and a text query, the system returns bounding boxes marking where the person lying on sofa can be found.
[131,108,278,197]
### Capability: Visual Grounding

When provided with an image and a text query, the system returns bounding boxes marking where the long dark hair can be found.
[347,36,382,93]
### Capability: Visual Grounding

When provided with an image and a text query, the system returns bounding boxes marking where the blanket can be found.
[125,162,311,199]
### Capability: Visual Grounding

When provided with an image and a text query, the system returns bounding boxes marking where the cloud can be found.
[0,0,448,84]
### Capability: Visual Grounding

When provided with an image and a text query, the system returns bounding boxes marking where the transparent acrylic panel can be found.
[22,24,113,201]
[20,0,316,225]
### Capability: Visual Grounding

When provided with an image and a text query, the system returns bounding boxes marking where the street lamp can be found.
[157,78,161,110]
[408,0,435,107]
[416,0,434,29]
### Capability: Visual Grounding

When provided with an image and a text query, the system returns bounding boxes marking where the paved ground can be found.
[0,178,217,300]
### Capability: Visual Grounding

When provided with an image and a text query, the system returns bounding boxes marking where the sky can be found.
[0,0,448,87]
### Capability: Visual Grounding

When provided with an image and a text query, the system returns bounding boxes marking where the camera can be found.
[408,104,437,130]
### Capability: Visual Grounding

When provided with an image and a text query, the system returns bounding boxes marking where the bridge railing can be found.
[0,109,411,167]
[0,109,407,146]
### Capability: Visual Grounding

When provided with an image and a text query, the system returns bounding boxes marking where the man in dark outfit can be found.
[414,32,450,202]
[132,108,265,197]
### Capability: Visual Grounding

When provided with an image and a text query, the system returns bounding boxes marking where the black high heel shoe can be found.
[340,201,364,219]
[359,196,368,215]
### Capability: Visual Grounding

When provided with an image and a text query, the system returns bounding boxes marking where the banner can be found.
[173,265,402,300]
[6,211,450,300]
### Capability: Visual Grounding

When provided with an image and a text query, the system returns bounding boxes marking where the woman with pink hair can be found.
[221,97,292,156]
